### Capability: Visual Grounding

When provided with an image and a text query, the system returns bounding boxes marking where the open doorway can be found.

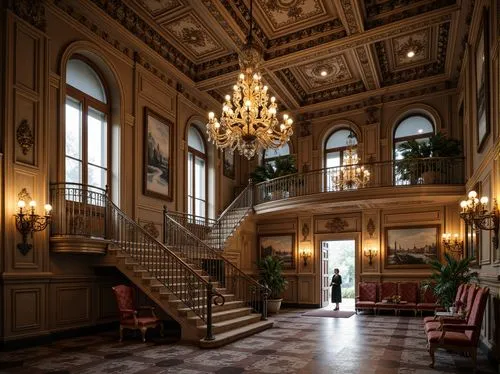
[320,239,356,311]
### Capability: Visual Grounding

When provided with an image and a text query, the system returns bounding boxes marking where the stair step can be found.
[187,307,253,326]
[167,293,236,306]
[199,319,273,348]
[198,313,263,335]
[177,300,244,317]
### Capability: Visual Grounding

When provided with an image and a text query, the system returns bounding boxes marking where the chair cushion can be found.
[427,330,472,346]
[424,321,441,333]
[379,282,398,300]
[423,315,438,324]
[398,282,418,304]
[122,317,159,327]
[355,301,376,308]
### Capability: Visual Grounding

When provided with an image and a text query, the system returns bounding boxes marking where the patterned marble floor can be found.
[0,310,497,374]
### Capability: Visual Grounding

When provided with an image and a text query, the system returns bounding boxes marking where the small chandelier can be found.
[332,131,370,190]
[206,0,293,160]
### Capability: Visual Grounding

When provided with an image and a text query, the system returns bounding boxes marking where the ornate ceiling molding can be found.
[337,0,363,35]
[10,0,46,31]
[354,45,379,89]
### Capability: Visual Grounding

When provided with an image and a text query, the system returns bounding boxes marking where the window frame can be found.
[65,55,112,192]
[187,126,208,219]
[263,145,291,169]
[392,114,435,159]
[324,128,358,167]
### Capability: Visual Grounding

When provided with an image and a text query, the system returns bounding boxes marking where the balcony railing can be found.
[254,157,464,204]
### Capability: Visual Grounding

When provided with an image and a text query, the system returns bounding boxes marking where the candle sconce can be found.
[364,248,377,266]
[459,190,499,249]
[300,248,312,267]
[441,233,464,255]
[14,189,52,255]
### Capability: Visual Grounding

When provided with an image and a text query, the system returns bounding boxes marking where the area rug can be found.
[301,310,356,318]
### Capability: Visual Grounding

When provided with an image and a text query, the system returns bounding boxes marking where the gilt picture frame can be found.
[475,7,490,152]
[259,234,295,270]
[385,225,440,268]
[143,108,173,201]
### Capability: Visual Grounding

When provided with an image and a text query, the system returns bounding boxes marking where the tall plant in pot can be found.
[256,255,288,314]
[424,252,478,309]
[250,155,298,199]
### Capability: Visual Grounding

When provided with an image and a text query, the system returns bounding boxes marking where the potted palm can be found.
[396,132,462,184]
[250,155,298,199]
[256,255,288,314]
[424,253,478,309]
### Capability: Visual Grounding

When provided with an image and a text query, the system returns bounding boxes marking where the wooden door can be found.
[321,241,330,307]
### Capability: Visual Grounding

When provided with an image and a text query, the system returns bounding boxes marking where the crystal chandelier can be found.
[206,0,293,160]
[332,131,370,190]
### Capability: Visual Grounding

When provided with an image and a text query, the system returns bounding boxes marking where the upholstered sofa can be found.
[355,281,444,315]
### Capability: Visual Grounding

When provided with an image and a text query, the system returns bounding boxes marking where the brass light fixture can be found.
[14,196,52,255]
[459,190,499,249]
[441,233,464,255]
[300,248,312,267]
[206,0,293,160]
[364,247,377,265]
[332,131,370,190]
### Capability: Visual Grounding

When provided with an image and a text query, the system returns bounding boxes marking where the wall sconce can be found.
[459,190,499,249]
[364,248,377,265]
[441,233,464,255]
[14,198,52,255]
[300,248,312,266]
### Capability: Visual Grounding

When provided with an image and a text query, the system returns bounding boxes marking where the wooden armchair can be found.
[426,286,489,372]
[112,285,163,342]
[355,282,378,314]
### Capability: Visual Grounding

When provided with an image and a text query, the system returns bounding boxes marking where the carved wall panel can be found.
[14,23,39,92]
[138,72,176,117]
[97,282,119,321]
[480,173,492,265]
[14,93,37,165]
[283,277,297,303]
[6,285,46,336]
[298,276,315,304]
[53,285,92,327]
[314,213,361,233]
[383,210,441,224]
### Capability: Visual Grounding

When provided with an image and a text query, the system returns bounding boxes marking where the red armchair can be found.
[423,283,467,324]
[112,285,163,342]
[355,282,377,314]
[426,286,489,371]
[397,282,418,315]
[418,282,444,316]
[375,282,399,315]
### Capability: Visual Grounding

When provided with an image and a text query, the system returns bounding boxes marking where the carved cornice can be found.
[10,0,46,31]
[195,54,240,82]
[355,46,377,89]
[376,22,450,87]
[339,0,360,34]
[365,0,455,29]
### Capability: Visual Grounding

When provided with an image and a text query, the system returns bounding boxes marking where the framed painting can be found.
[475,7,490,152]
[259,234,295,269]
[385,225,440,268]
[223,149,235,179]
[143,108,173,201]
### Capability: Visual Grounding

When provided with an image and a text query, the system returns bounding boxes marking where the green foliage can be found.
[250,155,297,183]
[256,255,288,299]
[342,287,355,298]
[396,132,462,182]
[424,253,478,308]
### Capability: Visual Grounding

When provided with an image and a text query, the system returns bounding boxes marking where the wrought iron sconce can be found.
[300,248,312,266]
[14,198,52,255]
[364,248,377,265]
[441,233,464,255]
[459,190,499,249]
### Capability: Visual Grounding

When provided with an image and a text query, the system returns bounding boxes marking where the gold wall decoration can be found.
[143,222,160,239]
[16,120,34,155]
[367,218,375,238]
[325,218,349,233]
[301,222,310,241]
[17,188,33,203]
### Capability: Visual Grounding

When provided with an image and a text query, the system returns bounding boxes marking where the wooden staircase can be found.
[108,244,273,348]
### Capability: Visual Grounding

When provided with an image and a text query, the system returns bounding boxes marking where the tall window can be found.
[393,115,434,160]
[264,144,290,170]
[187,126,207,218]
[324,129,357,168]
[65,58,109,192]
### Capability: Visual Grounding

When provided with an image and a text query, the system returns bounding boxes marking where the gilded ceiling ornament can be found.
[143,222,160,239]
[12,0,46,31]
[182,28,207,48]
[396,36,426,60]
[16,120,34,155]
[367,218,375,238]
[325,218,349,233]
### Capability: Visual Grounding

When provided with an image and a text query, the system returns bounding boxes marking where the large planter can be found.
[267,298,283,314]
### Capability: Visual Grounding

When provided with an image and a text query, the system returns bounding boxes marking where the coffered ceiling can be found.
[97,0,469,117]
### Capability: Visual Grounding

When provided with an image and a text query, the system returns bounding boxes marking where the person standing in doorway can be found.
[330,268,342,311]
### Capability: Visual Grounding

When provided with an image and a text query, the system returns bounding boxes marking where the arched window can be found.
[264,143,290,170]
[187,126,207,218]
[65,57,110,192]
[393,115,434,160]
[324,129,357,168]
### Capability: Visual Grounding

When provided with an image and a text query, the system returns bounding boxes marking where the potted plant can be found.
[250,155,298,199]
[423,253,478,310]
[256,255,288,314]
[396,132,462,184]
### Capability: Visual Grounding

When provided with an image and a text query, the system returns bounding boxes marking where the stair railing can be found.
[164,211,269,319]
[50,182,224,341]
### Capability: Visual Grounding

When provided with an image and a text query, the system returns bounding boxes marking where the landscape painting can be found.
[144,108,173,201]
[259,234,295,269]
[385,225,439,268]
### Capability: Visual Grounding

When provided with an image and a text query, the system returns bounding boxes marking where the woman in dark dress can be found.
[330,268,342,311]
